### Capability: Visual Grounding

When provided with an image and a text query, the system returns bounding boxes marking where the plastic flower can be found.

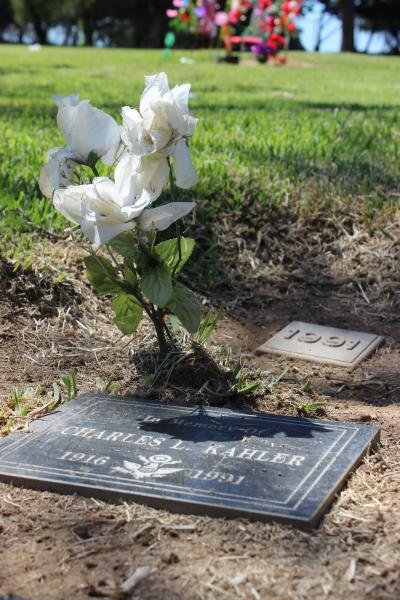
[53,159,195,246]
[39,147,78,199]
[113,153,169,208]
[270,33,286,47]
[215,11,229,26]
[44,75,198,247]
[121,72,198,189]
[54,95,121,166]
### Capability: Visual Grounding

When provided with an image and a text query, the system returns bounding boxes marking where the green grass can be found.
[0,46,399,259]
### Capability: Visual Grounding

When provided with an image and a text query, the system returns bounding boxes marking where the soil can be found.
[0,210,399,599]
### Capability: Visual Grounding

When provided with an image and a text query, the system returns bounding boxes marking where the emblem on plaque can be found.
[112,454,183,479]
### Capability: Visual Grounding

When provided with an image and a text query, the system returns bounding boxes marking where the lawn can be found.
[0,46,399,256]
[0,47,399,599]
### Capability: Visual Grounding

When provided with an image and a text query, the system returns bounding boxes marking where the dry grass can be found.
[0,208,399,599]
[0,445,399,599]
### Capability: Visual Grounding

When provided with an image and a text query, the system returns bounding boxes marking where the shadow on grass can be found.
[190,99,399,113]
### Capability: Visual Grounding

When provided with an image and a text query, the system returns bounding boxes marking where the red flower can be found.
[287,22,296,32]
[265,15,274,28]
[229,9,241,24]
[270,33,286,47]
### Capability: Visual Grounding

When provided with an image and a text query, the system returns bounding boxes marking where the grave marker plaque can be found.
[258,321,383,367]
[0,394,379,528]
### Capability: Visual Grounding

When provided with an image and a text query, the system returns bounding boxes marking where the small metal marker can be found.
[257,321,384,368]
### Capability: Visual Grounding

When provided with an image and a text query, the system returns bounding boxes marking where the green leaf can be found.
[140,263,173,307]
[135,244,158,274]
[84,255,122,294]
[112,294,143,335]
[196,305,224,344]
[155,238,195,274]
[302,377,313,394]
[235,381,261,396]
[167,283,201,334]
[124,261,138,288]
[108,232,137,260]
[299,402,323,415]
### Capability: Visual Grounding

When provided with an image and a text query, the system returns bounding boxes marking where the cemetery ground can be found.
[0,46,399,599]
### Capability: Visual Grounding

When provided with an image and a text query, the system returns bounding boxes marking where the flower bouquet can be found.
[40,73,201,356]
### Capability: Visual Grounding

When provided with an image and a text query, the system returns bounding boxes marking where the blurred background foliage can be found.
[0,1,399,53]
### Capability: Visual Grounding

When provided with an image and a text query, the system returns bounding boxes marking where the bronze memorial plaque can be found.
[258,321,384,367]
[0,394,379,528]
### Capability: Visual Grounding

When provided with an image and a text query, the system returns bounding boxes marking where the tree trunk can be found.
[341,0,355,52]
[83,18,94,46]
[63,23,72,46]
[31,16,47,44]
[26,0,48,44]
[314,7,326,52]
[364,29,374,54]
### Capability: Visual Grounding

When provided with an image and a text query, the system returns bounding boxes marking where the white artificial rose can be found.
[52,157,194,246]
[140,73,197,136]
[141,73,197,140]
[53,173,150,247]
[39,147,78,198]
[115,153,169,208]
[53,182,88,226]
[54,95,121,166]
[120,72,198,190]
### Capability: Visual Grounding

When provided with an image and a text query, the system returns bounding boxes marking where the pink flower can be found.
[167,9,178,17]
[215,11,229,27]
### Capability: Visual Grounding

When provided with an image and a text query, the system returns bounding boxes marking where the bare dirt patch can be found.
[0,210,399,599]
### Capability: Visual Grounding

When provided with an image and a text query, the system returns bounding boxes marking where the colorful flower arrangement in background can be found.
[248,0,302,63]
[167,0,218,39]
[165,0,303,64]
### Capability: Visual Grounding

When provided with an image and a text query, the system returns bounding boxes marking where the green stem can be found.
[167,158,182,278]
[134,290,172,356]
[105,244,123,274]
[152,309,170,356]
[160,309,175,345]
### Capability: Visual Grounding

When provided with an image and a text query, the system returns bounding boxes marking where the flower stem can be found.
[105,244,123,274]
[153,309,170,356]
[167,158,182,278]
